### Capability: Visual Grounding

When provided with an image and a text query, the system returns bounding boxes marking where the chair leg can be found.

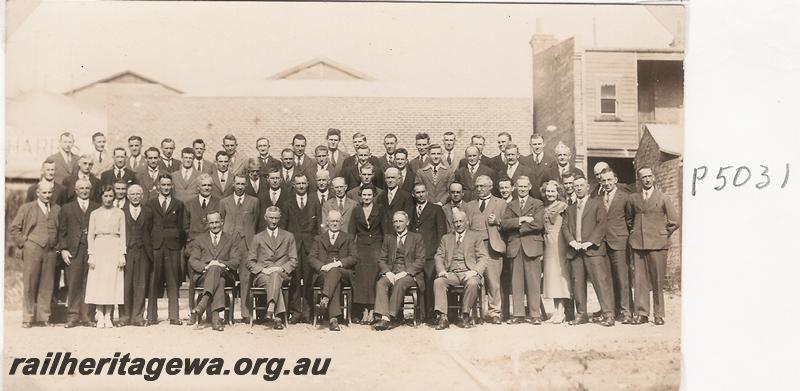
[311,290,319,327]
[344,290,351,326]
[250,294,255,328]
[411,290,419,328]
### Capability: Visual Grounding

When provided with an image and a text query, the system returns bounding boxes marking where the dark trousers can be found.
[148,246,181,321]
[315,268,353,318]
[239,261,251,316]
[252,271,288,315]
[421,257,435,319]
[632,249,668,318]
[374,275,416,318]
[120,246,150,323]
[607,247,633,318]
[195,265,232,313]
[22,242,57,323]
[510,253,543,318]
[289,238,313,320]
[64,244,94,323]
[434,272,481,315]
[571,253,614,318]
[500,256,513,319]
[482,242,504,319]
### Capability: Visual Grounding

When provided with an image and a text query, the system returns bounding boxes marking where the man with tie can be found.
[308,210,358,331]
[562,175,614,327]
[373,211,426,331]
[409,132,431,172]
[47,132,79,186]
[112,181,129,210]
[158,138,180,173]
[322,177,358,233]
[562,172,578,205]
[119,184,154,327]
[464,175,508,324]
[26,159,68,206]
[263,168,287,214]
[378,133,399,169]
[441,182,466,233]
[339,132,368,175]
[57,178,100,328]
[552,142,585,180]
[244,158,269,207]
[442,131,460,168]
[147,173,188,326]
[247,206,298,329]
[126,135,144,172]
[310,146,332,193]
[345,163,384,203]
[598,169,634,324]
[279,148,297,191]
[291,134,316,182]
[172,147,201,203]
[627,166,680,326]
[520,133,558,200]
[501,176,546,324]
[189,211,243,331]
[100,147,138,189]
[254,137,281,177]
[192,138,216,175]
[432,209,488,329]
[394,148,416,194]
[63,154,101,204]
[415,144,454,205]
[211,151,234,199]
[313,169,332,207]
[344,145,383,191]
[90,132,112,178]
[377,167,415,235]
[454,145,497,202]
[183,173,219,316]
[283,173,321,323]
[219,174,260,323]
[135,147,163,202]
[10,180,61,327]
[457,134,491,169]
[325,128,349,180]
[222,134,246,176]
[409,183,448,322]
[486,132,512,173]
[502,143,536,197]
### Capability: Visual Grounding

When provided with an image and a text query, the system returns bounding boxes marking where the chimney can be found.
[529,18,558,54]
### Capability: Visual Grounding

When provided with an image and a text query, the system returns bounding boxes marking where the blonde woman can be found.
[540,180,571,323]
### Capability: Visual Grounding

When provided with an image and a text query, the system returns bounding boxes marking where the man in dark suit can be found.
[552,141,585,181]
[119,184,154,327]
[377,167,415,235]
[291,134,316,183]
[254,137,281,178]
[457,135,491,169]
[283,173,321,323]
[56,177,100,328]
[454,146,496,202]
[432,210,488,329]
[112,181,129,210]
[486,132,512,173]
[100,147,138,188]
[48,132,79,185]
[278,148,299,192]
[394,148,416,194]
[219,174,260,323]
[441,182,466,233]
[599,169,634,324]
[345,163,384,203]
[183,173,218,315]
[63,154,101,203]
[501,143,536,197]
[500,176,547,324]
[325,128,349,180]
[262,167,287,210]
[126,135,145,172]
[26,159,68,206]
[312,169,333,209]
[409,183,447,322]
[626,166,680,326]
[221,134,247,177]
[307,210,358,331]
[373,211,426,330]
[520,134,559,200]
[339,132,368,176]
[344,145,384,191]
[211,151,235,200]
[244,158,269,210]
[409,132,431,172]
[589,162,636,199]
[192,138,216,175]
[377,133,399,169]
[135,147,163,202]
[158,138,180,173]
[561,175,615,327]
[147,173,188,325]
[189,211,243,331]
[310,146,333,191]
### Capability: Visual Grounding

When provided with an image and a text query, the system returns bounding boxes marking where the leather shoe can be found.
[620,315,633,324]
[351,318,362,325]
[569,316,589,326]
[42,321,55,327]
[272,319,285,330]
[654,317,665,326]
[633,315,649,325]
[131,320,146,327]
[600,317,615,327]
[241,317,251,325]
[529,317,543,325]
[329,318,341,331]
[117,320,129,327]
[169,319,183,326]
[488,316,502,325]
[435,315,450,330]
[507,317,527,324]
[318,296,330,313]
[188,312,198,326]
[64,321,79,328]
[21,322,33,328]
[373,319,391,331]
[211,315,224,331]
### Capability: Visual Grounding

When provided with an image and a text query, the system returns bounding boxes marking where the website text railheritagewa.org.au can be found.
[8,352,331,382]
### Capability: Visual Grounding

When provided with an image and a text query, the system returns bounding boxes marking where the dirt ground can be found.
[3,289,680,391]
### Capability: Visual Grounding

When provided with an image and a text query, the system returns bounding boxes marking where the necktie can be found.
[456,233,462,245]
[604,192,611,210]
[400,174,405,186]
[212,234,219,247]
[299,196,305,209]
[201,198,207,209]
[644,190,650,201]
[330,233,336,243]
[236,197,242,207]
[480,199,486,212]
[330,153,337,167]
[65,154,71,165]
[220,173,226,185]
[388,190,394,205]
[296,157,301,167]
[253,181,259,192]
[398,235,405,247]
[161,198,167,211]
[80,201,87,213]
[417,205,423,217]
[284,170,290,183]
[45,204,51,216]
[98,153,103,164]
[272,191,278,203]
[117,170,122,180]
[271,230,276,240]
[150,170,157,181]
[520,198,526,211]
[131,207,139,220]
[196,160,201,172]
[447,153,452,166]
[338,198,344,210]
[183,170,189,181]
[470,165,476,176]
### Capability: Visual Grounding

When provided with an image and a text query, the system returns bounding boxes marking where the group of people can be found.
[9,128,680,332]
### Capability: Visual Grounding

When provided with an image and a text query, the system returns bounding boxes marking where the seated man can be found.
[432,209,488,330]
[307,210,358,331]
[189,211,243,331]
[247,206,298,330]
[373,211,425,331]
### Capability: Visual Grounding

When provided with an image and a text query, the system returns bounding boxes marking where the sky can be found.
[6,1,683,98]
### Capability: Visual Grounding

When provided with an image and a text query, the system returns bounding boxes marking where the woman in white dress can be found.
[85,185,126,328]
[540,180,571,323]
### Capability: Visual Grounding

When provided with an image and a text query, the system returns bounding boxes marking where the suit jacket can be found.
[148,196,188,251]
[158,157,181,173]
[210,171,235,200]
[520,154,559,200]
[454,163,497,202]
[189,231,243,275]
[126,155,145,172]
[91,150,113,178]
[377,232,426,284]
[441,150,461,169]
[218,194,260,249]
[414,163,455,205]
[194,158,215,175]
[99,167,138,188]
[134,166,162,201]
[376,188,415,235]
[551,165,585,183]
[26,181,68,206]
[185,196,220,240]
[626,188,680,251]
[457,154,491,169]
[9,201,61,249]
[48,151,79,185]
[247,228,298,275]
[294,154,316,177]
[123,203,154,262]
[377,153,396,171]
[589,182,635,199]
[307,231,358,274]
[343,158,385,191]
[327,150,349,180]
[464,196,507,254]
[503,163,536,189]
[409,202,447,259]
[56,199,100,254]
[397,168,416,193]
[441,201,466,233]
[281,191,321,252]
[602,189,633,251]
[501,197,545,258]
[408,155,430,173]
[62,173,101,203]
[256,156,282,178]
[348,204,384,244]
[434,230,489,275]
[486,153,507,173]
[171,168,201,203]
[245,177,269,205]
[321,196,359,233]
[226,154,249,177]
[561,197,607,259]
[519,152,557,173]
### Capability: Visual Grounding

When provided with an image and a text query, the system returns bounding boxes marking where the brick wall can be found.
[107,95,532,160]
[533,37,576,156]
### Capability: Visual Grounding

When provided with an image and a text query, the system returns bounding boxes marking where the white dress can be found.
[85,207,126,305]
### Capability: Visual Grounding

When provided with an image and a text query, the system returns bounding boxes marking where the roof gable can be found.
[64,70,183,95]
[269,57,374,81]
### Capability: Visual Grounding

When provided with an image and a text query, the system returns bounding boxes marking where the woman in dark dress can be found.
[349,185,384,324]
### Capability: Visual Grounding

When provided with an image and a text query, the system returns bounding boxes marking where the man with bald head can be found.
[376,167,415,234]
[322,177,358,233]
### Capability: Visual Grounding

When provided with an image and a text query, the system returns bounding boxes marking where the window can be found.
[600,83,618,115]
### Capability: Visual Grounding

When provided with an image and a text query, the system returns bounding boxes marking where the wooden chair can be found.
[249,281,290,327]
[446,284,484,326]
[311,285,353,326]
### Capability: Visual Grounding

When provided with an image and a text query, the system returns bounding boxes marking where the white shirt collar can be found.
[198,194,210,203]
[158,194,171,204]
[37,199,50,214]
[396,230,408,238]
[210,231,220,241]
[129,202,140,211]
[78,198,89,208]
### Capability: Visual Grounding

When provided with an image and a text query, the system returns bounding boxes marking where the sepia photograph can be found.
[4,1,685,389]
